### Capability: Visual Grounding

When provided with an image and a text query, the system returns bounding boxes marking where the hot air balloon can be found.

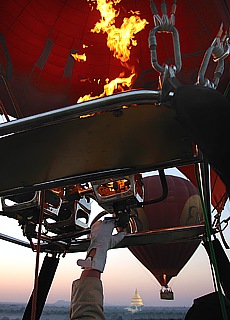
[0,0,229,317]
[129,175,204,299]
[0,0,229,117]
[0,0,228,206]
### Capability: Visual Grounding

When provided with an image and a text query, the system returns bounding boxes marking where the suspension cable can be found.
[0,74,23,118]
[31,190,45,320]
[195,163,228,320]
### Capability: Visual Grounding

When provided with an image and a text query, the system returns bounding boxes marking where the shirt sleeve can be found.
[70,277,106,320]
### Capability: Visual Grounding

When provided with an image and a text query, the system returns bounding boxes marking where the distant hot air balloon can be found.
[129,175,204,298]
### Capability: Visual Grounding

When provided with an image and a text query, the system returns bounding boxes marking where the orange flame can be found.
[78,1,148,103]
[71,53,86,62]
[91,0,148,62]
[77,72,135,103]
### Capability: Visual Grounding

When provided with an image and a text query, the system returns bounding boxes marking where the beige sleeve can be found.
[70,277,106,320]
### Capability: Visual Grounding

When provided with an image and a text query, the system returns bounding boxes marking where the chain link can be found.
[197,24,230,89]
[149,0,181,75]
[148,1,229,96]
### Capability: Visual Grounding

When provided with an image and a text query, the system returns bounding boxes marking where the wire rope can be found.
[31,190,45,320]
[195,163,228,320]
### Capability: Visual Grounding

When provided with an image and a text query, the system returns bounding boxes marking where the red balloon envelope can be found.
[129,175,204,287]
[0,0,229,118]
[0,2,228,217]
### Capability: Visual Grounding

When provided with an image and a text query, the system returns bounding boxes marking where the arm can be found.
[70,273,105,320]
[70,219,125,319]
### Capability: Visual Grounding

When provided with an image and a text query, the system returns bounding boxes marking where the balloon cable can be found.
[195,163,228,320]
[223,81,230,98]
[31,190,45,320]
[0,74,23,118]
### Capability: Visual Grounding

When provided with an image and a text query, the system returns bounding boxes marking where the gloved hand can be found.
[77,219,126,272]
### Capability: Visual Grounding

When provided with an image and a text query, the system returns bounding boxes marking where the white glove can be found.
[77,219,125,272]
